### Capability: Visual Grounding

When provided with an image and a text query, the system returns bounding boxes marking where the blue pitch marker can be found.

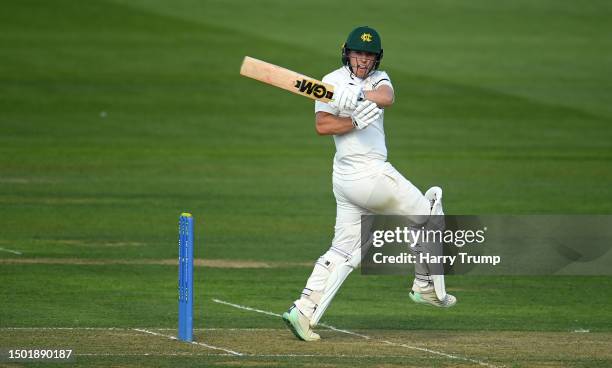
[178,213,194,342]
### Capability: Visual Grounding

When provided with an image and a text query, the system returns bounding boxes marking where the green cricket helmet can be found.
[341,26,384,73]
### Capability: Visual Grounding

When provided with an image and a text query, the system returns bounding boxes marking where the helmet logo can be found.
[360,33,373,42]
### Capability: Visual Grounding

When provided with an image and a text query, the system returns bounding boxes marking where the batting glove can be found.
[330,83,363,112]
[351,100,381,130]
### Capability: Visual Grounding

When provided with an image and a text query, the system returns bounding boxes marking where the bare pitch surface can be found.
[3,326,611,367]
[2,263,611,367]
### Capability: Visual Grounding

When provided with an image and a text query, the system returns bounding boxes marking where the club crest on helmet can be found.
[360,33,373,42]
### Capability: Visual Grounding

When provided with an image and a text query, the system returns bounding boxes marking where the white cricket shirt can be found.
[315,66,393,180]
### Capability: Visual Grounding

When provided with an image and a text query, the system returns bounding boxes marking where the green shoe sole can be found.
[282,311,306,341]
[409,291,429,305]
[409,291,456,308]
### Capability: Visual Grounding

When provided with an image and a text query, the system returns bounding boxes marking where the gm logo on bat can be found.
[294,79,334,99]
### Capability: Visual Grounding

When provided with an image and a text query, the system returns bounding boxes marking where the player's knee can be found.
[397,196,431,223]
[321,247,361,270]
[321,249,349,266]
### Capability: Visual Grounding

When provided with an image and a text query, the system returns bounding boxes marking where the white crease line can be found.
[133,328,243,356]
[77,352,234,357]
[76,352,435,358]
[212,298,369,339]
[212,298,502,368]
[319,324,370,339]
[0,247,22,255]
[190,328,283,331]
[380,340,498,367]
[250,353,432,358]
[212,298,283,318]
[1,327,282,331]
[1,327,132,330]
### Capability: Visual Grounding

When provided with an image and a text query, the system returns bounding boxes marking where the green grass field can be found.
[1,0,611,367]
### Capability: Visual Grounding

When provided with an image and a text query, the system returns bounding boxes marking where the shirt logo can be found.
[361,33,373,42]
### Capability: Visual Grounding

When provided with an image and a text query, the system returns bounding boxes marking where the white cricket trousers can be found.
[330,161,431,258]
[294,161,432,323]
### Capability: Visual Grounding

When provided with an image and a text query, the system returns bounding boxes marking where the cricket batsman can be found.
[282,26,457,341]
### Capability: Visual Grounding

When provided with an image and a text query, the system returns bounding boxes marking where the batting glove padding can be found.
[351,100,381,130]
[330,83,363,112]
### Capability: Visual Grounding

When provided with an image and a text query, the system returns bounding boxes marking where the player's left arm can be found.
[364,85,394,108]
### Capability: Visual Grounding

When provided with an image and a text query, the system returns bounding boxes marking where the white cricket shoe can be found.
[282,305,320,342]
[409,283,457,308]
[424,186,444,216]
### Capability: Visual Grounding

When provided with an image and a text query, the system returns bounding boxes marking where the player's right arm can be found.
[315,73,354,135]
[316,100,382,135]
[315,112,354,135]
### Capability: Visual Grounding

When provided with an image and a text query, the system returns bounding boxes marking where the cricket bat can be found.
[240,56,334,103]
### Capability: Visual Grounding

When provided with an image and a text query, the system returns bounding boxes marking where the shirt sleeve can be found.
[315,74,340,115]
[371,71,393,90]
